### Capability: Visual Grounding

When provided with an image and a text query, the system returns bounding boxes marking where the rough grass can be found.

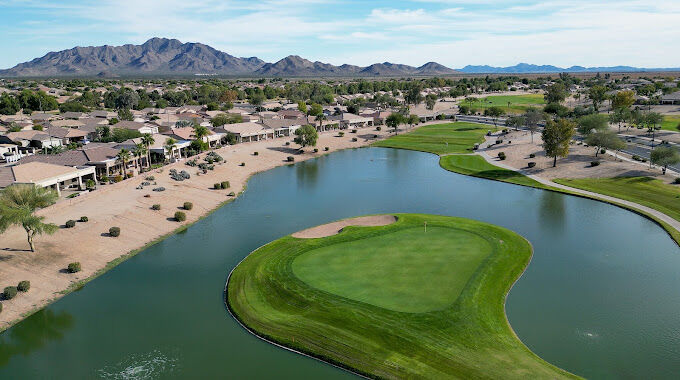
[660,115,680,132]
[440,155,551,189]
[227,214,577,379]
[373,122,492,155]
[554,177,680,222]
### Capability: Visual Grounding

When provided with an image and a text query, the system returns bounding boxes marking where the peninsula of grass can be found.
[227,213,576,379]
[554,177,680,222]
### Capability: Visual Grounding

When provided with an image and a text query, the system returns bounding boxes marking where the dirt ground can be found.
[292,215,397,238]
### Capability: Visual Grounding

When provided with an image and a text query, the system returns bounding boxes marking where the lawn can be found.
[554,177,680,222]
[468,94,546,114]
[440,154,551,189]
[660,115,680,132]
[373,122,492,155]
[227,214,576,379]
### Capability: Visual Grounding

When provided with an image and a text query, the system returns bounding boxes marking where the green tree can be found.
[523,108,544,143]
[385,113,405,134]
[192,124,210,146]
[117,108,134,121]
[588,85,607,111]
[425,94,437,110]
[506,115,525,131]
[544,83,568,103]
[293,125,318,148]
[164,138,178,159]
[116,149,131,176]
[542,119,575,167]
[611,90,636,109]
[577,113,609,135]
[297,101,307,114]
[609,107,631,133]
[141,133,155,166]
[585,130,625,157]
[643,112,663,143]
[0,185,58,252]
[0,93,21,115]
[650,146,680,174]
[405,83,424,105]
[484,106,505,127]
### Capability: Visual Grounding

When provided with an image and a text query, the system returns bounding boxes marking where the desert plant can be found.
[496,139,503,144]
[3,286,17,299]
[65,220,76,228]
[228,191,235,196]
[498,152,506,160]
[285,141,290,146]
[174,211,186,222]
[214,183,222,189]
[239,162,245,167]
[151,204,161,210]
[221,181,230,189]
[376,126,381,131]
[145,176,155,181]
[591,161,600,167]
[253,151,259,156]
[528,162,536,168]
[67,262,81,273]
[109,227,120,237]
[600,148,606,155]
[352,137,358,142]
[80,216,88,222]
[674,177,680,184]
[287,156,294,162]
[338,132,345,137]
[183,202,193,210]
[17,280,30,292]
[114,175,123,183]
[529,153,536,158]
[324,147,329,151]
[313,148,319,153]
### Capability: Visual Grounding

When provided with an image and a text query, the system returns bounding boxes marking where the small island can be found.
[226,213,577,379]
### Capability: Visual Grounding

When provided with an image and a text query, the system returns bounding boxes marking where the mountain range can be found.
[459,63,680,74]
[1,38,677,77]
[0,38,457,78]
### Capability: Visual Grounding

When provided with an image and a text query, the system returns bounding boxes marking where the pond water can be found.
[1,147,679,379]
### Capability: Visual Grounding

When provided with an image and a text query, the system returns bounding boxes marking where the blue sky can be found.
[1,0,679,69]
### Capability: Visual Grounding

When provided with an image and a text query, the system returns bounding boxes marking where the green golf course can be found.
[226,213,576,379]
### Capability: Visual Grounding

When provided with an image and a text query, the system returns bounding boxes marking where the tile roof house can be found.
[217,122,273,143]
[45,125,90,144]
[0,161,97,195]
[112,121,159,135]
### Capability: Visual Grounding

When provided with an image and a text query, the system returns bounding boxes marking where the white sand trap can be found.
[292,215,397,238]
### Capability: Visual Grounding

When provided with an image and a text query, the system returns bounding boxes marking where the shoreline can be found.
[0,123,436,332]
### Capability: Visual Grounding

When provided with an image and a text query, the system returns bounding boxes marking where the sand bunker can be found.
[292,215,397,238]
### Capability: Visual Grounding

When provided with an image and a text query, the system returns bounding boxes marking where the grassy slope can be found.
[440,155,551,189]
[661,115,680,132]
[554,177,680,222]
[227,214,577,379]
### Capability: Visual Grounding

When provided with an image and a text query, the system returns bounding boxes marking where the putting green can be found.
[293,226,492,313]
[226,214,577,379]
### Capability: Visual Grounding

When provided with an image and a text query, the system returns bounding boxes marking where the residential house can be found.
[0,161,97,196]
[112,121,159,135]
[217,122,273,143]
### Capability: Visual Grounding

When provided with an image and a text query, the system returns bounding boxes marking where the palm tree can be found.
[192,124,210,149]
[0,184,58,252]
[164,138,177,160]
[316,113,327,132]
[141,133,154,166]
[116,148,131,176]
[133,143,147,169]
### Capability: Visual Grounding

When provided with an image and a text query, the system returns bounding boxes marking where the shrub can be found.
[373,134,378,138]
[632,155,641,161]
[600,148,606,154]
[529,153,536,158]
[591,161,600,167]
[253,151,259,156]
[183,202,193,210]
[228,191,235,196]
[109,227,121,237]
[221,181,230,189]
[101,175,109,183]
[338,132,345,137]
[352,137,358,142]
[114,175,123,183]
[350,129,357,133]
[313,148,318,153]
[65,220,76,228]
[287,156,295,162]
[376,126,381,131]
[80,216,88,222]
[3,286,17,300]
[498,152,506,160]
[324,147,329,151]
[174,211,186,222]
[151,204,161,210]
[67,262,81,273]
[145,176,155,181]
[528,162,536,168]
[495,139,503,144]
[239,162,245,166]
[17,281,30,292]
[674,177,680,184]
[285,141,290,146]
[214,183,222,189]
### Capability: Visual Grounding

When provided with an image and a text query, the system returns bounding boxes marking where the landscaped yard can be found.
[227,213,576,379]
[660,115,680,131]
[554,177,680,222]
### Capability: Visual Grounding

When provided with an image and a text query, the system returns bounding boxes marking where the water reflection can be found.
[539,191,566,229]
[296,159,319,188]
[0,309,73,367]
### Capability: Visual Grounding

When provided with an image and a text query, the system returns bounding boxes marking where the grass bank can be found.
[227,213,577,379]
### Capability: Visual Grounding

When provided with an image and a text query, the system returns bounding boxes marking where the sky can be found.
[1,0,679,70]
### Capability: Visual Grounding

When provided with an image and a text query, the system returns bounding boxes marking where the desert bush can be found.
[17,281,30,292]
[591,161,600,167]
[114,175,123,183]
[376,126,381,131]
[338,132,345,137]
[287,156,294,162]
[528,162,536,168]
[352,137,358,142]
[151,204,161,210]
[183,202,193,210]
[674,177,680,184]
[65,220,76,228]
[175,211,186,222]
[3,286,17,299]
[529,153,536,158]
[214,183,222,189]
[324,147,329,151]
[239,162,245,166]
[109,227,121,237]
[285,141,290,146]
[221,181,230,189]
[600,148,606,154]
[67,262,81,273]
[145,176,155,181]
[80,216,88,222]
[228,191,235,196]
[253,151,259,156]
[495,139,503,144]
[313,148,318,153]
[498,152,506,160]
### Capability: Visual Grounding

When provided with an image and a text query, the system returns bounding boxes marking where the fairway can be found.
[227,214,576,379]
[661,115,680,131]
[293,226,492,313]
[468,94,545,114]
[373,122,491,154]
